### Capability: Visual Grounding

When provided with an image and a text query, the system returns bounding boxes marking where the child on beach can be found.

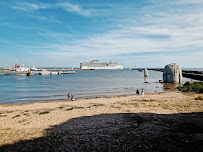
[136,89,139,94]
[68,92,71,99]
[141,89,144,99]
[71,94,74,101]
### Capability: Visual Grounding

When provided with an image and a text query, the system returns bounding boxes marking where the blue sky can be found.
[0,0,203,68]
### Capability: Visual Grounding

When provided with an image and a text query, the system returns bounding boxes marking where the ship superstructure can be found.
[14,61,30,72]
[80,60,123,69]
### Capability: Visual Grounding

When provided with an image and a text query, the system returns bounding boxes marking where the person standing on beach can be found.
[68,92,71,99]
[141,89,144,99]
[136,89,139,94]
[71,94,74,101]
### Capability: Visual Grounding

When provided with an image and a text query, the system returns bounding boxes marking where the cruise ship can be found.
[80,60,123,70]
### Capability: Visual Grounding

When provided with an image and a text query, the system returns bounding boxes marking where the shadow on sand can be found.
[0,112,203,152]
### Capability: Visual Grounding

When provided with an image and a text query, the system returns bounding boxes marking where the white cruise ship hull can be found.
[80,60,123,70]
[81,66,123,70]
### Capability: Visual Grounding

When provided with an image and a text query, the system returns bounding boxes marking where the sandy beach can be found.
[0,91,203,151]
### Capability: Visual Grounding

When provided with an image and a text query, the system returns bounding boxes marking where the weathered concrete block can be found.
[163,63,182,83]
[144,68,148,76]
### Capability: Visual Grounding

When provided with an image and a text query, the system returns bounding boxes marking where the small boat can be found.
[39,70,50,75]
[30,66,38,71]
[60,70,76,74]
[27,71,34,76]
[50,71,58,75]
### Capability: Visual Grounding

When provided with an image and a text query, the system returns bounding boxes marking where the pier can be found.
[181,70,203,81]
[135,68,203,81]
[0,69,76,76]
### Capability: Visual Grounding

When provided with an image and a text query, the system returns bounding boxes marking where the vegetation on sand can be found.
[12,115,20,118]
[177,81,203,93]
[195,96,203,100]
[66,107,84,111]
[39,111,50,115]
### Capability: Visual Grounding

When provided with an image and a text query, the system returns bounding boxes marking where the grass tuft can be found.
[120,103,139,106]
[74,107,84,109]
[142,99,156,102]
[0,114,7,117]
[12,115,20,118]
[93,104,104,107]
[111,105,121,109]
[39,111,50,115]
[195,96,203,100]
[18,119,27,123]
[66,107,84,111]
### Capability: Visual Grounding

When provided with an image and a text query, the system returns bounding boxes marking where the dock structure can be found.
[0,69,76,76]
[0,71,27,75]
[132,68,202,81]
[146,68,203,81]
[182,70,203,81]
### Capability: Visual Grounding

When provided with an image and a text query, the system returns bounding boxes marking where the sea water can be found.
[0,69,194,104]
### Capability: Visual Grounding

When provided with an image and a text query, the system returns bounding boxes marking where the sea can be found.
[0,69,200,104]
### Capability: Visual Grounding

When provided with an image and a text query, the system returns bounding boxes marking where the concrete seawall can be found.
[182,70,203,81]
[136,68,203,81]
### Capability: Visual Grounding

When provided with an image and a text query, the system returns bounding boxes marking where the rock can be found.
[134,123,139,128]
[163,63,182,83]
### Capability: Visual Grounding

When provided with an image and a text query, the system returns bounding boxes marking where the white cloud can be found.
[174,0,203,5]
[59,2,92,16]
[27,15,63,23]
[12,2,40,11]
[11,1,94,16]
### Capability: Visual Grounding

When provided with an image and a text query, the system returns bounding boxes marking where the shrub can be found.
[183,81,191,86]
[199,88,203,93]
[178,82,203,93]
[39,111,50,115]
[66,108,74,110]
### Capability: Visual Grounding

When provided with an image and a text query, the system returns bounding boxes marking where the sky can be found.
[0,0,203,68]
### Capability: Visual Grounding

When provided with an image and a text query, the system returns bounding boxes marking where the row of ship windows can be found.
[83,66,118,67]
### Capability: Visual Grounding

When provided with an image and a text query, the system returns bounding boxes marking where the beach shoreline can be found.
[0,90,167,106]
[0,90,202,151]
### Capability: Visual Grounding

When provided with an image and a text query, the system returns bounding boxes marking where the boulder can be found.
[163,63,182,83]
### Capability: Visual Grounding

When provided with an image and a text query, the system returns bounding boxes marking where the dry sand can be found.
[0,91,202,151]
